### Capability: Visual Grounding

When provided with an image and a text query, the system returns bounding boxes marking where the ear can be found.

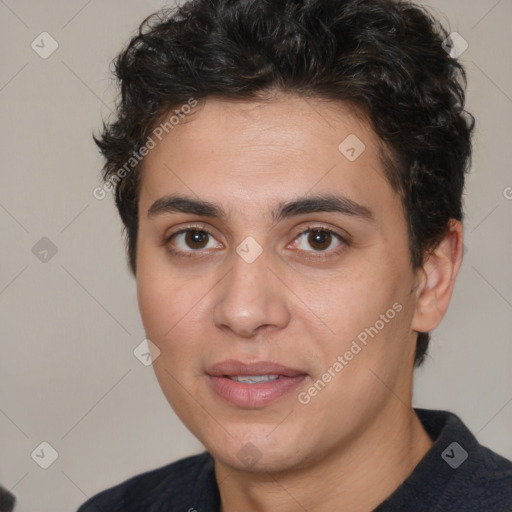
[411,219,464,334]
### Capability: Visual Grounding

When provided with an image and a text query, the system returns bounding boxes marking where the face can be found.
[136,94,421,473]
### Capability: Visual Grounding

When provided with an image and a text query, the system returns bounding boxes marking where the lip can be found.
[206,360,307,408]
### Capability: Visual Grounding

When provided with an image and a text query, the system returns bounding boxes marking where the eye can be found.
[292,227,346,254]
[167,228,222,254]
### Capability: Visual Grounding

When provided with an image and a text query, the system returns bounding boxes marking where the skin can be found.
[136,93,464,512]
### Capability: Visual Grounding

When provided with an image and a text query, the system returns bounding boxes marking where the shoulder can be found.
[77,451,218,512]
[447,442,512,510]
[417,408,512,511]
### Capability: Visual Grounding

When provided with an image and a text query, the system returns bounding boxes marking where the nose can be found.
[212,251,291,339]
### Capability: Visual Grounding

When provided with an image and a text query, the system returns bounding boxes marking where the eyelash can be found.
[164,223,349,259]
[164,225,219,259]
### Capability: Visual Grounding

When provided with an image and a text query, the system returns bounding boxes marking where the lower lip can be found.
[208,375,306,408]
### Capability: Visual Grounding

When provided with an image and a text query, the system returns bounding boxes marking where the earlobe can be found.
[411,219,464,334]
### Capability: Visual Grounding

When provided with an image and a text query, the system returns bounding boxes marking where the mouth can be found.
[206,360,308,408]
[228,375,280,383]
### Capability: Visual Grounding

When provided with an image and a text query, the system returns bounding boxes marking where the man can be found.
[79,0,512,510]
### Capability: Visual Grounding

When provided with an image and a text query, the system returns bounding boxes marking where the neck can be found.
[215,403,433,512]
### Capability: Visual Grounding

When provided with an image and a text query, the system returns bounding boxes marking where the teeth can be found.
[229,375,280,384]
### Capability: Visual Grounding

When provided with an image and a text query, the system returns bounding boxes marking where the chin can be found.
[216,449,303,474]
[205,429,311,474]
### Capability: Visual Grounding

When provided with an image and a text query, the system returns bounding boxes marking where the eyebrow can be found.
[147,194,374,223]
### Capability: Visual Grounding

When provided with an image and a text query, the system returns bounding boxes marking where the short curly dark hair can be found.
[94,0,474,367]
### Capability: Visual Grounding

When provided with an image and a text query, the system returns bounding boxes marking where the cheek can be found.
[305,263,414,386]
[136,255,193,343]
[308,267,400,338]
[136,255,215,374]
[136,264,171,341]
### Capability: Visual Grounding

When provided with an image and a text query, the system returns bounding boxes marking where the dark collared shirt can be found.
[77,409,512,512]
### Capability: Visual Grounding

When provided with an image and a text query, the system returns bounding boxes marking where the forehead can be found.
[147,94,378,161]
[138,94,399,222]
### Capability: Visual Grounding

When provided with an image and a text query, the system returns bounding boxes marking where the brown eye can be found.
[294,227,345,253]
[308,230,332,250]
[168,229,221,253]
[184,230,209,249]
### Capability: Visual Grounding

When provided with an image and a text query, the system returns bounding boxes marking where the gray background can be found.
[0,1,511,511]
